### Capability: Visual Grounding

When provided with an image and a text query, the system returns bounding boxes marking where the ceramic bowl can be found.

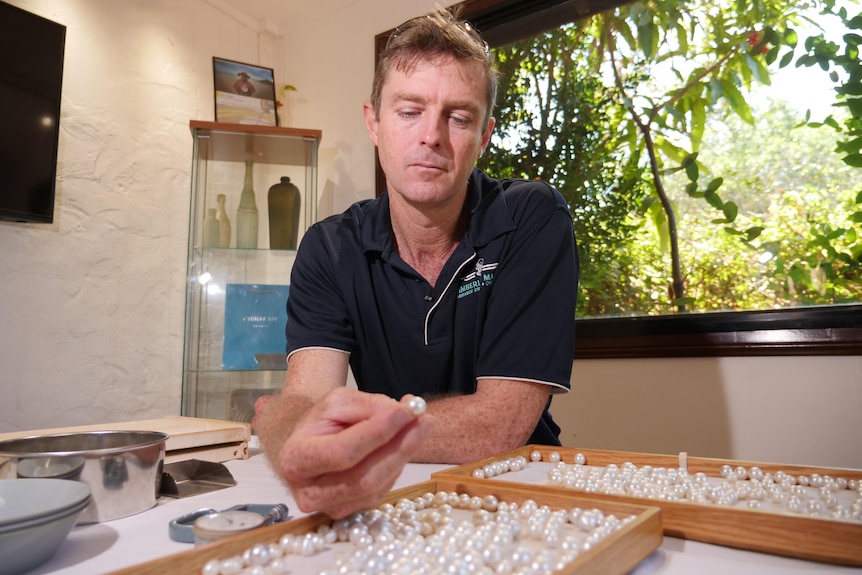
[0,479,91,575]
[0,478,90,528]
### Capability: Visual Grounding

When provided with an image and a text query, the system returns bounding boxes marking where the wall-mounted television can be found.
[0,1,66,223]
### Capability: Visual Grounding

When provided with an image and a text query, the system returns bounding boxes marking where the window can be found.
[375,0,862,357]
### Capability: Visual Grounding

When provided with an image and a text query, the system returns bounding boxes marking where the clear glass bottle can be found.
[216,193,231,248]
[203,208,219,248]
[235,159,259,249]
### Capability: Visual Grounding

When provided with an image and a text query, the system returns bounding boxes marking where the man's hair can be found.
[370,6,498,126]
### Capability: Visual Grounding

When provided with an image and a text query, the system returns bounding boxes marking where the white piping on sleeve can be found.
[476,376,570,394]
[286,346,351,362]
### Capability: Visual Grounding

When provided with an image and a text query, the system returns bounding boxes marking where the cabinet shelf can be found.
[182,121,320,423]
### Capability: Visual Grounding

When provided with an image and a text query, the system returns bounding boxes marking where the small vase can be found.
[216,193,231,248]
[235,159,259,249]
[268,176,301,250]
[203,208,219,248]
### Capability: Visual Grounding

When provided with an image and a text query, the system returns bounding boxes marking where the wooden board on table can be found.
[164,441,249,464]
[433,445,862,566]
[0,416,251,457]
[107,479,662,575]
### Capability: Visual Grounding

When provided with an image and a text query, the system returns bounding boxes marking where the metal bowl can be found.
[0,431,167,523]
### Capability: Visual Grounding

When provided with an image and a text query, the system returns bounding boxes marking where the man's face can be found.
[364,55,494,211]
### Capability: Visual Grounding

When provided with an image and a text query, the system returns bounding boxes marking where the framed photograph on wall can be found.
[212,57,277,126]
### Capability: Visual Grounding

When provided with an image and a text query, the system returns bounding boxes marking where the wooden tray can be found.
[433,445,862,566]
[107,478,662,575]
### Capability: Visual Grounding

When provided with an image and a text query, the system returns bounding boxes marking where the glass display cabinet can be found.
[182,120,321,422]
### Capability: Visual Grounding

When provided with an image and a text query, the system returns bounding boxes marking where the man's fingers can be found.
[290,415,434,517]
[283,399,421,479]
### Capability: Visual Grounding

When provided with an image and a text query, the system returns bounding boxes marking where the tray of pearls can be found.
[109,480,661,575]
[432,445,862,566]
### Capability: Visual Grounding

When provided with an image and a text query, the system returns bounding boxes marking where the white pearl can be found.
[529,449,542,462]
[482,495,499,511]
[548,451,561,463]
[472,468,485,479]
[218,557,243,575]
[406,395,426,416]
[573,453,586,465]
[243,543,271,566]
[202,559,220,575]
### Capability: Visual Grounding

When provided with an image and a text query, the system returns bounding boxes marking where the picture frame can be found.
[212,57,278,126]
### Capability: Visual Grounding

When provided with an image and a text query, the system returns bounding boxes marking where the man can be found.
[233,71,256,96]
[255,7,578,518]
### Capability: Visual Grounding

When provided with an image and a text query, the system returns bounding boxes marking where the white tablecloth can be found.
[29,451,861,574]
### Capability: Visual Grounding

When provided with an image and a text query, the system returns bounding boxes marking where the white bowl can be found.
[0,479,91,528]
[0,481,91,575]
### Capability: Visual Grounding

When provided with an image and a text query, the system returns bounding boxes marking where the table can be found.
[30,450,861,574]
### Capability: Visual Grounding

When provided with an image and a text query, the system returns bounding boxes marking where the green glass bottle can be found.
[268,176,301,250]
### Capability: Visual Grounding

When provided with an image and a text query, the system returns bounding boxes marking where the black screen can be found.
[0,1,66,223]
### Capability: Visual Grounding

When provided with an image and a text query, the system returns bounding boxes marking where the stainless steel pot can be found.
[0,431,167,523]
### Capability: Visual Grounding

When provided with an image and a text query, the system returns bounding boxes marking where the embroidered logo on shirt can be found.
[458,258,497,299]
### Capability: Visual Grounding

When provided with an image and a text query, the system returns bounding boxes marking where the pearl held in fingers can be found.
[406,395,426,416]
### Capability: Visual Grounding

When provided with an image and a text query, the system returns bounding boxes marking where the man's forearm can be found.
[255,391,316,471]
[409,379,550,464]
[256,348,351,471]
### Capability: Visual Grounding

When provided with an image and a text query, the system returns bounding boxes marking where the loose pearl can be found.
[573,453,586,465]
[243,543,271,566]
[548,451,562,463]
[218,557,243,575]
[530,449,542,462]
[406,395,426,416]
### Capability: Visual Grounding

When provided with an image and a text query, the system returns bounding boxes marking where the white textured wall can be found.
[0,0,859,471]
[0,0,277,430]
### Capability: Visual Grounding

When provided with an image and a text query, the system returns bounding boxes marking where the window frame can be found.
[373,0,862,358]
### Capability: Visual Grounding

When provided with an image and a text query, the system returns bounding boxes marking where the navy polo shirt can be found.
[285,168,578,445]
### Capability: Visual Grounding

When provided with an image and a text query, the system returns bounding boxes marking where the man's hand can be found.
[267,387,433,518]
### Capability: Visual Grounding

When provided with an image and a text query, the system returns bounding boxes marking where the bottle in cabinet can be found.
[268,176,301,250]
[236,159,259,249]
[216,193,231,248]
[203,208,219,248]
